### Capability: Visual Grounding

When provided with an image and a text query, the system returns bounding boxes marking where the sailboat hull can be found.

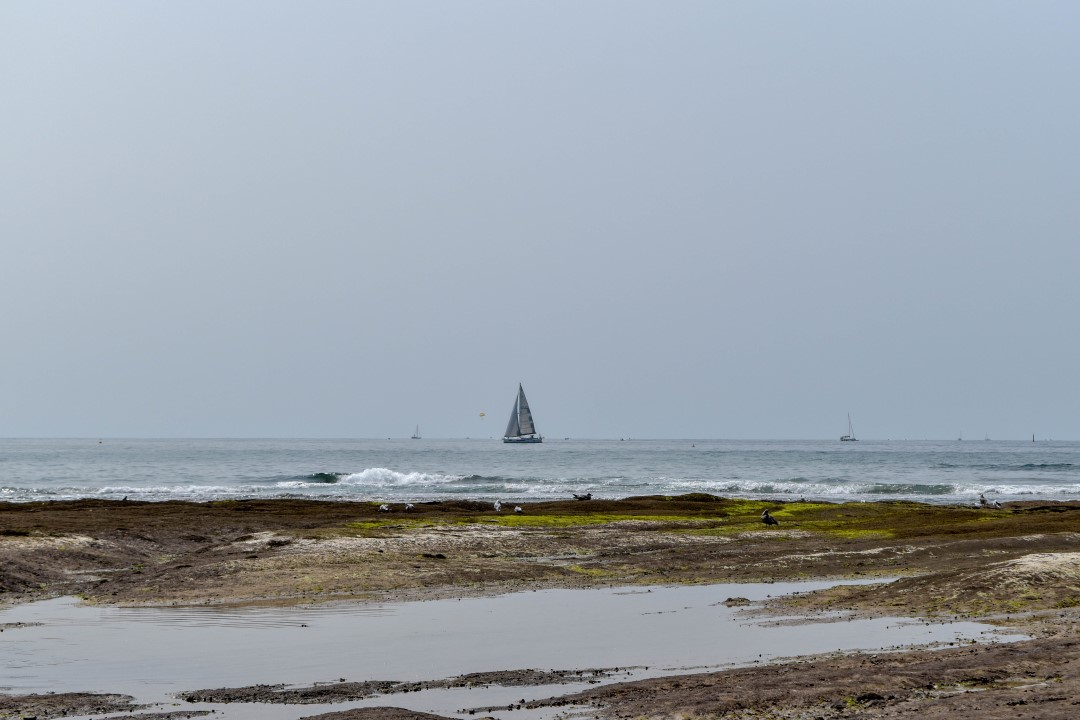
[503,435,543,443]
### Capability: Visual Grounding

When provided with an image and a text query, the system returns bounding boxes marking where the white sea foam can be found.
[990,485,1080,496]
[337,467,464,487]
[97,485,245,495]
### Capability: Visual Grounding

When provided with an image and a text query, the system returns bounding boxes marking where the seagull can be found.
[573,493,592,501]
[378,504,390,513]
[494,500,502,512]
[404,503,415,512]
[761,510,779,526]
[979,494,989,507]
[513,506,523,514]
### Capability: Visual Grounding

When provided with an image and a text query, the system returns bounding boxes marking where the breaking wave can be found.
[3,438,1079,504]
[305,472,343,484]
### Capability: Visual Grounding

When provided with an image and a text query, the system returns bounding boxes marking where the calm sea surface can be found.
[2,437,1079,505]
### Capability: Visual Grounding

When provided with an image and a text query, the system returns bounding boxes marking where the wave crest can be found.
[336,468,465,487]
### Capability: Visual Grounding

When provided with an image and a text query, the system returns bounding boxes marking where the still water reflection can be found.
[0,580,1022,720]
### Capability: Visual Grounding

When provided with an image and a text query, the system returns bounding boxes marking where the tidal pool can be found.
[0,580,1022,720]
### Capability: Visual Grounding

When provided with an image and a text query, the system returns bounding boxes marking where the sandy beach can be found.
[3,495,1080,719]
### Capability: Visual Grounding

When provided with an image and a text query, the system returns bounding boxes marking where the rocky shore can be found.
[3,495,1080,719]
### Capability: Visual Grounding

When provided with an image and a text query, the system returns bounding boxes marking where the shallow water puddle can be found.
[0,580,1022,720]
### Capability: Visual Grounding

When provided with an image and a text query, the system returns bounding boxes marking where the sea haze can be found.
[1,438,1078,505]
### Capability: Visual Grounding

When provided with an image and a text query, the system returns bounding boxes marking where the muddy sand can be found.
[3,495,1080,719]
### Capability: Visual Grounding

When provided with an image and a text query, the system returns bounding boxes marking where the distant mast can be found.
[840,413,857,442]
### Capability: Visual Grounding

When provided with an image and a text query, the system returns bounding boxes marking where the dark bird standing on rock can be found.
[573,493,592,501]
[761,510,779,526]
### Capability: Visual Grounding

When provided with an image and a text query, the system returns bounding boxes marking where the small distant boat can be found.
[411,425,421,439]
[840,413,858,442]
[503,384,542,443]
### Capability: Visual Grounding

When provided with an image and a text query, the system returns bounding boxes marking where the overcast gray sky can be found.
[2,2,1078,440]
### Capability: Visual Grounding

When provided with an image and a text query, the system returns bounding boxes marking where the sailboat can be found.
[840,413,858,441]
[503,384,542,443]
[411,425,421,439]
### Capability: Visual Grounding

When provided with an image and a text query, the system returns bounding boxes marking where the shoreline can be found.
[3,495,1080,719]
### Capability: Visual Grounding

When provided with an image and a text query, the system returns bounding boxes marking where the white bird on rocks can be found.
[405,503,415,512]
[514,506,523,514]
[378,504,390,513]
[494,500,502,512]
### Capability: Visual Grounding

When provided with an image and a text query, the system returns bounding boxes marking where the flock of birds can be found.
[377,500,527,513]
[378,498,1002,526]
[377,492,596,515]
[375,496,790,528]
[379,502,420,513]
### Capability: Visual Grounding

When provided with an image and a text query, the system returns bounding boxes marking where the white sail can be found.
[516,387,536,436]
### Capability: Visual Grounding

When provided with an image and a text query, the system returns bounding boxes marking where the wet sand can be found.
[3,495,1080,718]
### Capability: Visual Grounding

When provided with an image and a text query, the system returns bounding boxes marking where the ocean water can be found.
[1,437,1078,505]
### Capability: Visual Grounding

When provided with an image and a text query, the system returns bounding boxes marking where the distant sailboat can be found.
[503,384,542,443]
[411,425,421,439]
[840,413,858,442]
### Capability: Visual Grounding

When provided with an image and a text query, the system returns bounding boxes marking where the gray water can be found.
[0,581,1023,720]
[2,437,1080,505]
